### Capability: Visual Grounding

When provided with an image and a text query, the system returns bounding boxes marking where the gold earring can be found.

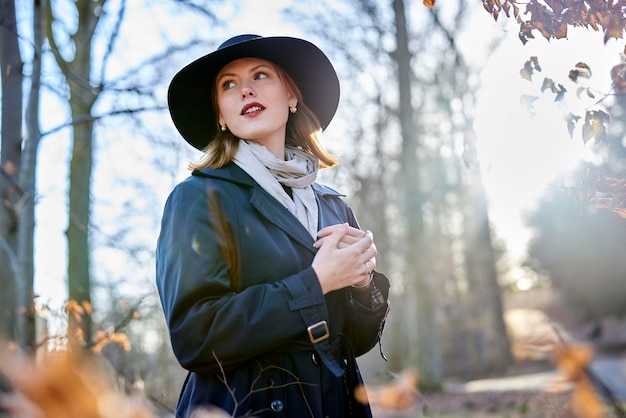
[289,106,297,114]
[220,123,227,131]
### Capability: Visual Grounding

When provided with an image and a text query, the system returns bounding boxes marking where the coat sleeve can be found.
[344,272,390,357]
[335,199,391,357]
[156,179,327,374]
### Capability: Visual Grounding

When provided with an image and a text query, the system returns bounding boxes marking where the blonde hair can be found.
[189,64,338,170]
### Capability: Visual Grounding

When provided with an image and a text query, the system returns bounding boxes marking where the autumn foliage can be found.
[518,55,626,217]
[552,344,605,418]
[482,0,626,44]
[354,369,420,411]
[0,348,154,418]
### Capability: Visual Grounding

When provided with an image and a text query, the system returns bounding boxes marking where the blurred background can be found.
[1,0,625,415]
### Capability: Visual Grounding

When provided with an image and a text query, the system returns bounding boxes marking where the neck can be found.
[247,137,285,160]
[264,141,285,160]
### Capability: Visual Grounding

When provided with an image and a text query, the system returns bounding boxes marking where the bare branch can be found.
[212,351,317,418]
[41,105,167,137]
[104,39,208,90]
[174,0,220,23]
[100,0,128,83]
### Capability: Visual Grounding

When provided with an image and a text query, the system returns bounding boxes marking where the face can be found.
[216,57,297,149]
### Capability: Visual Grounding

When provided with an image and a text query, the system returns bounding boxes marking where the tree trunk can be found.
[66,110,95,343]
[46,0,103,344]
[392,0,442,389]
[462,193,513,375]
[16,0,46,351]
[0,0,23,342]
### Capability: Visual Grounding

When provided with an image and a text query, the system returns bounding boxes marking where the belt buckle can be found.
[307,320,329,344]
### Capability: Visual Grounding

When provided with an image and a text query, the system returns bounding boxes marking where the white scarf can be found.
[233,140,319,238]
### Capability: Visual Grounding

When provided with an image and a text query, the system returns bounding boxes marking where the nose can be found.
[241,83,256,99]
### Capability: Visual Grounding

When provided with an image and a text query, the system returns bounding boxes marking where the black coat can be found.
[156,163,390,418]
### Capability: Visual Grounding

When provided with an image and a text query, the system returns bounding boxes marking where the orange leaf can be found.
[81,300,93,316]
[355,369,419,411]
[610,63,626,93]
[571,378,605,418]
[582,110,609,143]
[110,332,132,352]
[64,300,84,322]
[613,207,626,218]
[554,22,567,38]
[502,1,511,17]
[74,327,85,345]
[553,344,593,382]
[1,351,155,418]
[575,62,591,70]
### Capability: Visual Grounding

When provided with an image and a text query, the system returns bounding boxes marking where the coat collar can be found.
[192,163,345,198]
[192,163,346,252]
[192,163,256,187]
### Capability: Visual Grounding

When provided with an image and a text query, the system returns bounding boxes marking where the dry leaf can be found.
[355,369,419,411]
[0,350,155,418]
[64,300,84,322]
[610,63,626,93]
[552,344,606,418]
[571,378,605,418]
[82,301,93,316]
[91,331,131,355]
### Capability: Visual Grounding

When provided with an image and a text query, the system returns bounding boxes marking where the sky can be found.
[9,0,625,307]
[473,20,623,260]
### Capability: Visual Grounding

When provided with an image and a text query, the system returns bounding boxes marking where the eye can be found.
[254,72,268,80]
[221,80,236,90]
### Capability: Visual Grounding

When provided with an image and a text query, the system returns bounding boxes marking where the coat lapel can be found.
[194,165,318,253]
[249,187,317,254]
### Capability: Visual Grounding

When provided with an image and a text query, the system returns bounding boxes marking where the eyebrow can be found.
[217,63,274,82]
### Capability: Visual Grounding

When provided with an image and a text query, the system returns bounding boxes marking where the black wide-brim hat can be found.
[167,34,341,150]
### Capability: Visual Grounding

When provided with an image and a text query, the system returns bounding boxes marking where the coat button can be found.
[270,399,284,412]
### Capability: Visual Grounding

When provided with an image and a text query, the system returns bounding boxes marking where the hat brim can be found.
[167,36,340,150]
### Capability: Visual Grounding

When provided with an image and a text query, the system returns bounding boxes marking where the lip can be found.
[240,102,265,116]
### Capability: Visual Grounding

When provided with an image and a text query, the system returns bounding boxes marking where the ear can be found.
[288,97,298,109]
[218,114,224,126]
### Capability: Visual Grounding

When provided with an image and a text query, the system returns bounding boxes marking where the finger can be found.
[366,257,377,271]
[314,224,347,248]
[314,232,358,249]
[315,224,349,249]
[317,223,349,238]
[318,224,365,239]
[336,235,361,248]
[353,231,374,253]
[317,224,366,249]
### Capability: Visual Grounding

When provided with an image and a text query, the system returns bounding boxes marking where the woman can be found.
[156,34,390,418]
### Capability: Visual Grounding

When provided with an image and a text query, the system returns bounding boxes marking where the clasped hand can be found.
[312,223,377,294]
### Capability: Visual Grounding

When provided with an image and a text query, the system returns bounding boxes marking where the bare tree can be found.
[0,0,23,342]
[40,0,223,344]
[426,4,513,378]
[16,0,46,350]
[288,0,513,388]
[391,0,444,389]
[44,0,106,344]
